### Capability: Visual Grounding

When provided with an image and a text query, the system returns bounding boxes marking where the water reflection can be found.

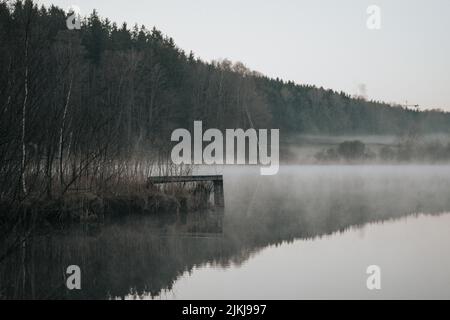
[1,165,450,299]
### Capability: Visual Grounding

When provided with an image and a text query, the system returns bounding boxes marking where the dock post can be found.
[213,180,224,207]
[148,175,225,208]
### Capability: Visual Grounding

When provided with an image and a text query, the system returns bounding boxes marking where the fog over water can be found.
[2,165,450,299]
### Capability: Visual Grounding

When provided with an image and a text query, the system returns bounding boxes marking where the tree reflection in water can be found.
[2,165,450,299]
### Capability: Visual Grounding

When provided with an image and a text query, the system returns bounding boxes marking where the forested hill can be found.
[1,0,450,152]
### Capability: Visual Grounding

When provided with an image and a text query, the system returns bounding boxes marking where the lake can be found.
[1,165,450,299]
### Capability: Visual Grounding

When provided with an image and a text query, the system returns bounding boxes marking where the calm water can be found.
[2,165,450,299]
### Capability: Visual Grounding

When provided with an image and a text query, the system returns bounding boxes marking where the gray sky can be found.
[38,0,450,111]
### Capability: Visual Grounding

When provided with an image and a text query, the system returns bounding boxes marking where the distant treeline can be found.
[315,139,450,163]
[1,0,450,201]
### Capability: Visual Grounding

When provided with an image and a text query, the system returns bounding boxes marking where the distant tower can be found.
[403,100,420,109]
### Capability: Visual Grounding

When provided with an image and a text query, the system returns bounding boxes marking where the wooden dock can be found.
[147,175,224,207]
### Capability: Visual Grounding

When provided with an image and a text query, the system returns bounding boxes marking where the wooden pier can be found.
[147,175,224,207]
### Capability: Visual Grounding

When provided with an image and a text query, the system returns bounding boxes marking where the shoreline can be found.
[0,185,213,225]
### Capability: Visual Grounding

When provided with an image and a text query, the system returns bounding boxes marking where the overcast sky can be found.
[38,0,450,111]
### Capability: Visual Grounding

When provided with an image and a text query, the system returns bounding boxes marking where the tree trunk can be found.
[21,38,28,196]
[59,77,73,192]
